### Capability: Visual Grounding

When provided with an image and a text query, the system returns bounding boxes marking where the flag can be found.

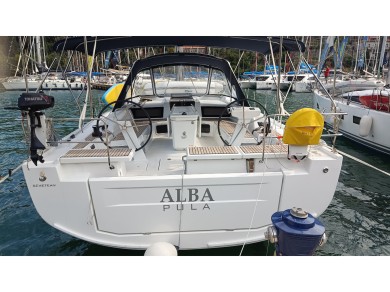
[318,36,335,77]
[104,51,112,68]
[358,37,368,69]
[88,55,94,71]
[383,51,388,66]
[336,36,349,69]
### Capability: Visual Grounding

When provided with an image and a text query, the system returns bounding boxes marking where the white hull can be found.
[239,80,256,89]
[2,80,85,91]
[23,116,342,250]
[314,90,390,155]
[294,81,314,93]
[321,79,384,95]
[255,75,275,90]
[275,82,291,91]
[256,81,273,90]
[271,82,290,91]
[283,74,315,93]
[19,47,342,251]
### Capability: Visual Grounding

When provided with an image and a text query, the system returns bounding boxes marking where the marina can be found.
[0,89,389,256]
[0,35,389,257]
[1,1,390,290]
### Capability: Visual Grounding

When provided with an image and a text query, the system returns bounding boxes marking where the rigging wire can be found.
[233,50,245,75]
[267,37,288,115]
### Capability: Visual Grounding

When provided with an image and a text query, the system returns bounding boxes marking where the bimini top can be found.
[113,52,248,110]
[53,36,305,55]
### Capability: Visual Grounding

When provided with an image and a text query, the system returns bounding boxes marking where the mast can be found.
[14,36,27,77]
[41,36,48,70]
[362,37,368,72]
[31,37,36,74]
[377,36,387,79]
[35,36,42,71]
[387,52,390,85]
[318,36,322,67]
[354,36,360,74]
[372,36,380,74]
[277,36,282,92]
[79,37,97,129]
[19,36,29,92]
[276,37,286,115]
[255,52,258,72]
[126,49,130,65]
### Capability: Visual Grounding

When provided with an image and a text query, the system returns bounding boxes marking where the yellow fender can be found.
[101,83,125,106]
[283,108,324,145]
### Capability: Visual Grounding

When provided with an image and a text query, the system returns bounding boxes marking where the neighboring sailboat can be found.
[359,91,389,111]
[314,36,390,155]
[2,36,85,91]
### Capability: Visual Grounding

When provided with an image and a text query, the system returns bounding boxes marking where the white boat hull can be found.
[271,82,290,91]
[2,80,85,91]
[294,81,313,93]
[19,48,342,251]
[239,80,256,89]
[314,90,390,155]
[23,122,342,250]
[321,79,384,95]
[256,81,273,90]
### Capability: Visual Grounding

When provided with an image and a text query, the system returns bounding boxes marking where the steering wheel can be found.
[95,97,152,151]
[217,98,271,146]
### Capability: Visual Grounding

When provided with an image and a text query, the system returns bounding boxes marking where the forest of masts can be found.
[1,36,387,78]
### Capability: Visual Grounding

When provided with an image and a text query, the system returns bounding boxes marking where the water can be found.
[0,89,389,256]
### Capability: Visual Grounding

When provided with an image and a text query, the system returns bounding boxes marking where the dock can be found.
[92,83,112,90]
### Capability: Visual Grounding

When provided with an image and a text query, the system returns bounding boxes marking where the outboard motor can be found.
[265,207,327,256]
[17,93,55,165]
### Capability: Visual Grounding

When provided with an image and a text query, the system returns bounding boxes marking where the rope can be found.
[336,149,390,177]
[239,154,268,256]
[0,163,23,184]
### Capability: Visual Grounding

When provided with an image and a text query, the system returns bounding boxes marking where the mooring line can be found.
[336,149,390,177]
[0,162,23,184]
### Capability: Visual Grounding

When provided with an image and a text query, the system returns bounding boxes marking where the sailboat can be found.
[15,36,342,250]
[2,36,85,91]
[314,36,390,155]
[315,87,390,155]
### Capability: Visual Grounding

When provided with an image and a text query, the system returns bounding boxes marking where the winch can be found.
[265,207,327,256]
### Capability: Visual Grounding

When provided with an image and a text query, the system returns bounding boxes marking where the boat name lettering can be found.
[33,184,56,188]
[161,188,214,211]
[161,188,214,203]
